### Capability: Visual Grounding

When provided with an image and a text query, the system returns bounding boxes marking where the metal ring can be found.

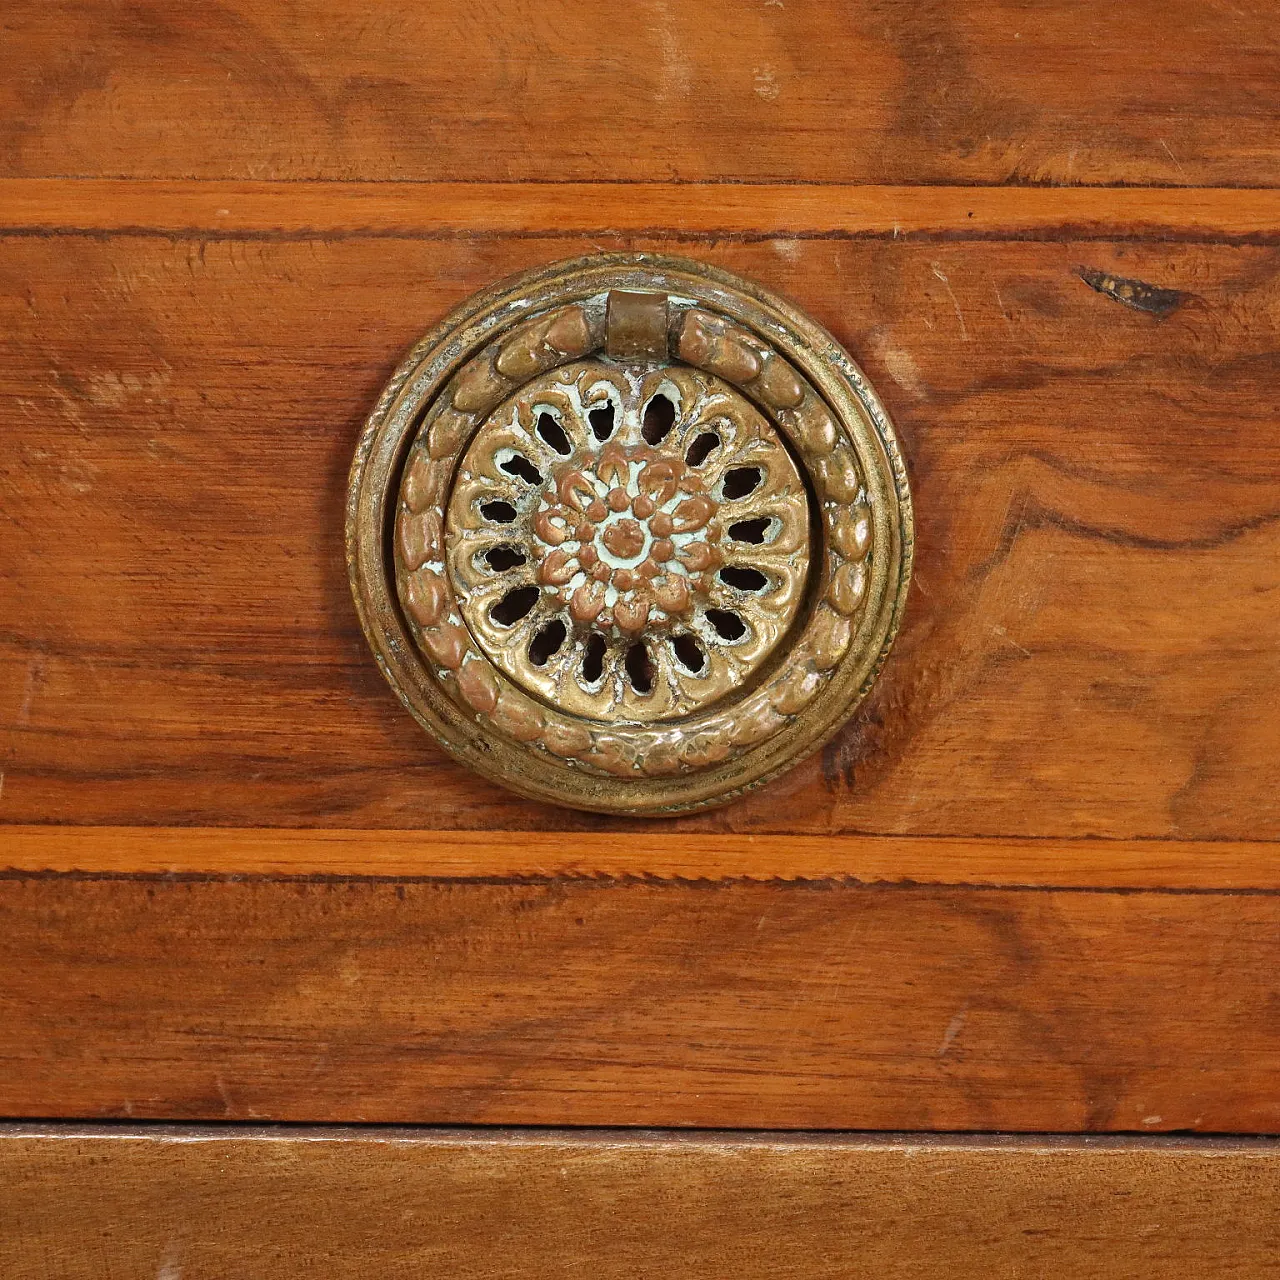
[347,253,913,815]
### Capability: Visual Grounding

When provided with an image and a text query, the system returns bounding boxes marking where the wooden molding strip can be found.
[3,179,1280,240]
[2,825,1277,889]
[3,1125,1278,1276]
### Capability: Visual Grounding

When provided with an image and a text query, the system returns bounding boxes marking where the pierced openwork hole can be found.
[624,641,655,694]
[500,454,543,486]
[719,566,769,593]
[589,403,615,441]
[642,393,677,445]
[536,411,572,455]
[581,632,607,684]
[671,633,706,674]
[529,618,567,666]
[685,430,720,467]
[484,545,527,572]
[490,585,540,626]
[727,516,771,544]
[480,498,518,524]
[706,608,747,642]
[722,467,763,500]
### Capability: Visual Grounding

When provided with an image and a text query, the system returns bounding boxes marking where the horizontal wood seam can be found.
[11,228,1280,248]
[4,827,1279,891]
[34,176,1280,189]
[6,179,1280,240]
[3,871,1278,898]
[2,1123,1277,1150]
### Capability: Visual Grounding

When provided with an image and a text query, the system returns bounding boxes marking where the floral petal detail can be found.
[538,548,577,585]
[534,510,569,546]
[570,581,606,623]
[638,459,680,505]
[615,596,651,634]
[677,540,720,573]
[557,469,596,511]
[596,441,630,487]
[672,495,715,533]
[653,575,690,615]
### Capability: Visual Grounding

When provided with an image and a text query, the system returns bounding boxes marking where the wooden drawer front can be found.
[2,0,1279,1151]
[3,228,1277,841]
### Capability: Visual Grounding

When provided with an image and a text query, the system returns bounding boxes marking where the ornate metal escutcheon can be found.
[347,254,912,815]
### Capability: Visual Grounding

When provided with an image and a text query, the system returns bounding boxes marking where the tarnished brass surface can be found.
[447,361,810,727]
[347,254,912,814]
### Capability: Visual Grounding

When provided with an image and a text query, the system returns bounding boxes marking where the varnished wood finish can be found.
[4,826,1280,889]
[6,179,1280,239]
[5,0,1280,1167]
[3,1,1277,187]
[3,1127,1278,1278]
[2,875,1278,1131]
[3,234,1277,839]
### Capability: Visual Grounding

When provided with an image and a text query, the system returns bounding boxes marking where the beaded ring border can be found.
[347,253,913,815]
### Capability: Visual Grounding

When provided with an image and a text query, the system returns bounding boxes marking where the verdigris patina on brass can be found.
[347,254,912,814]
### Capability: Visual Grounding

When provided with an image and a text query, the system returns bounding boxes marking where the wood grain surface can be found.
[6,178,1280,240]
[3,1127,1278,1279]
[5,825,1280,889]
[4,0,1280,1162]
[2,874,1278,1131]
[3,0,1277,188]
[3,232,1278,841]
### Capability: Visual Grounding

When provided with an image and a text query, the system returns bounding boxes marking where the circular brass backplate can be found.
[347,254,912,815]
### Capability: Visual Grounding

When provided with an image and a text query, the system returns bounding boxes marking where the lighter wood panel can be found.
[2,1127,1278,1279]
[2,235,1278,839]
[2,877,1279,1131]
[3,0,1278,187]
[5,179,1280,238]
[3,826,1280,889]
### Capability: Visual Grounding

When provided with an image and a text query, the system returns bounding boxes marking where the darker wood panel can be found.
[2,236,1278,837]
[0,876,1278,1131]
[2,1,1277,187]
[3,1128,1278,1279]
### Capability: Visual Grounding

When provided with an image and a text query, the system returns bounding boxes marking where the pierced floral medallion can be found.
[348,254,912,815]
[447,362,809,723]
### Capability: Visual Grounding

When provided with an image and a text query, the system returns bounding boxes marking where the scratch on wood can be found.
[1078,266,1187,318]
[215,1074,234,1117]
[16,655,44,728]
[1159,138,1188,180]
[938,1004,969,1057]
[930,263,969,340]
[990,624,1031,658]
[157,1238,183,1280]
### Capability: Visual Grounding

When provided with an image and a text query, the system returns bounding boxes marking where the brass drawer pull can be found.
[347,254,912,814]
